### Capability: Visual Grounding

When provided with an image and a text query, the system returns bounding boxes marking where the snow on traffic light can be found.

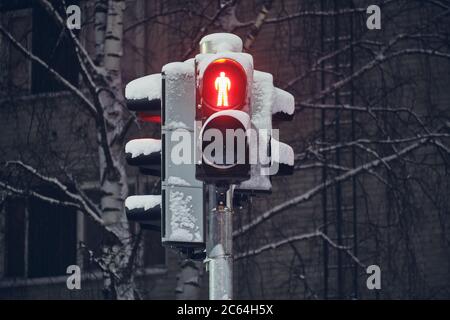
[123,63,205,257]
[125,73,162,123]
[195,37,253,184]
[122,32,295,263]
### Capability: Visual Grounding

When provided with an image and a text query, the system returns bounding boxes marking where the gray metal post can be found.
[207,186,233,300]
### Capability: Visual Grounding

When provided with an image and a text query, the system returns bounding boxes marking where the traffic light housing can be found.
[125,195,161,232]
[125,73,162,123]
[236,71,295,193]
[123,32,295,261]
[124,64,205,255]
[161,61,205,248]
[124,74,163,228]
[195,48,254,185]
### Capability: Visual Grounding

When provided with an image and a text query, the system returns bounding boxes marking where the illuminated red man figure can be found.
[215,72,231,107]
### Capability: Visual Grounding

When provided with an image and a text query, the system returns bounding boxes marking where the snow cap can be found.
[273,88,295,116]
[200,33,243,53]
[271,139,294,166]
[125,195,161,211]
[162,61,194,79]
[125,73,161,101]
[125,138,161,158]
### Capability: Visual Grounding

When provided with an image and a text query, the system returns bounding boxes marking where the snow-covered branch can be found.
[181,2,234,60]
[0,180,79,209]
[234,136,433,238]
[37,0,104,79]
[310,28,450,102]
[0,25,97,117]
[297,134,450,161]
[4,161,104,225]
[124,8,190,33]
[235,229,365,269]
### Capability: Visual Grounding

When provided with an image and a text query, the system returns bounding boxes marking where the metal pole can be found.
[207,186,233,300]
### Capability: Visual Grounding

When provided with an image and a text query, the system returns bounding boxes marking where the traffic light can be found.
[236,70,295,193]
[195,35,254,185]
[161,61,205,249]
[123,32,297,300]
[124,63,205,256]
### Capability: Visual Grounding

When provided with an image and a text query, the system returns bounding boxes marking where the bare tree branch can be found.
[0,25,98,117]
[235,229,365,269]
[234,136,434,237]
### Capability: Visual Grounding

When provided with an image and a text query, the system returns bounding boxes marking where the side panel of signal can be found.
[161,61,205,250]
[195,54,254,184]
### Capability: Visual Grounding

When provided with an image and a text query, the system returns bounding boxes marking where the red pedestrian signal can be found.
[201,58,247,112]
[215,72,231,107]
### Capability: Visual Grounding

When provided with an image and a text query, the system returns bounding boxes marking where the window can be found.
[4,191,77,278]
[0,7,32,93]
[0,1,33,12]
[0,1,79,94]
[31,1,79,94]
[27,195,77,278]
[4,199,26,277]
[2,178,166,280]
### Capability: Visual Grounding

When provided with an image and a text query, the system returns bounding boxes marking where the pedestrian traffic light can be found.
[161,60,205,250]
[195,35,253,185]
[124,66,205,257]
[123,32,295,269]
[124,32,298,300]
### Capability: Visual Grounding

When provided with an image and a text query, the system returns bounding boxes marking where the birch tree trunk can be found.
[96,0,134,300]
